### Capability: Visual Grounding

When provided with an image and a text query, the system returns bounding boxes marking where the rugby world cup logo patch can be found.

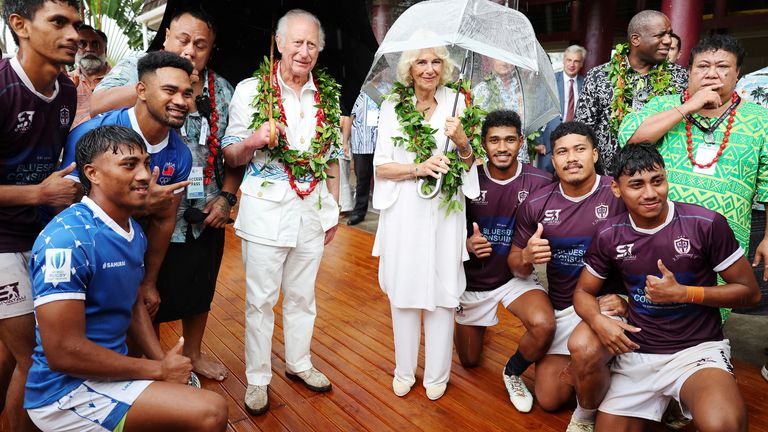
[44,248,72,284]
[595,204,609,219]
[674,236,691,255]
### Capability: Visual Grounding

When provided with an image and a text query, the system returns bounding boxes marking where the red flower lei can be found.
[269,61,331,199]
[203,70,219,186]
[684,90,738,169]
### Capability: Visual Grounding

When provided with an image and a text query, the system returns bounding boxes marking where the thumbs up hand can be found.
[522,223,550,265]
[645,260,684,304]
[37,162,80,207]
[161,337,193,384]
[467,222,492,259]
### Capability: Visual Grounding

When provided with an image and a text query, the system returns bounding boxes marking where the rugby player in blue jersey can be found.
[26,126,227,432]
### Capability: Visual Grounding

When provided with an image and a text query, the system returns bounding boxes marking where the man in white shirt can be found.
[535,45,586,173]
[221,9,341,416]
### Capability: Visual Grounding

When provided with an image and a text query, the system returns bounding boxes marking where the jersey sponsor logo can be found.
[674,236,691,255]
[102,260,126,269]
[542,209,561,224]
[0,282,26,305]
[44,248,72,284]
[59,106,70,126]
[517,190,529,203]
[14,111,35,133]
[472,190,488,205]
[615,243,635,260]
[595,204,609,219]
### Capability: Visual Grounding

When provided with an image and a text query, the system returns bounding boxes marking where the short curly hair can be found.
[396,46,455,87]
[137,51,194,81]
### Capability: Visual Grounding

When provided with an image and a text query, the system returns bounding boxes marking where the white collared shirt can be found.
[562,72,580,115]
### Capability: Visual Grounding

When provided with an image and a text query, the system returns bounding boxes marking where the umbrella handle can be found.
[417,173,443,199]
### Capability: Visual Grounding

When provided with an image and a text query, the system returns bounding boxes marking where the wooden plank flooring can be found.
[185,225,768,431]
[4,224,768,431]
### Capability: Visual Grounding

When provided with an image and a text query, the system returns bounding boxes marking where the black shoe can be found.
[347,214,365,226]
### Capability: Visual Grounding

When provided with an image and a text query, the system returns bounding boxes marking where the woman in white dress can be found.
[372,46,480,401]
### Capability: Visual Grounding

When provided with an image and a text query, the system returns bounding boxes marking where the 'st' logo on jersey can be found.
[616,243,635,259]
[542,209,561,224]
[14,111,35,133]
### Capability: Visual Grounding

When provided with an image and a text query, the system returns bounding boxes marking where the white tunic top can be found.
[372,86,480,310]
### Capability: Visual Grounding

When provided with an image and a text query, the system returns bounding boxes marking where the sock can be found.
[504,351,533,377]
[572,401,597,423]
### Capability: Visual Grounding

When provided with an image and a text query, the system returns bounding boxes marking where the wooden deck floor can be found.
[157,224,768,432]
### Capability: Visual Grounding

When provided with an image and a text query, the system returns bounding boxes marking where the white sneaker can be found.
[425,383,447,400]
[502,370,533,413]
[286,367,332,392]
[762,364,768,382]
[392,377,412,397]
[566,417,595,432]
[244,385,269,416]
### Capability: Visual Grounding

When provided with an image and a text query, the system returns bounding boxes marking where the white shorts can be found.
[28,379,153,432]
[456,275,545,326]
[599,340,733,422]
[0,251,33,319]
[546,305,625,356]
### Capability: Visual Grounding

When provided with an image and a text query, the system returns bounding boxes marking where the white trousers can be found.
[242,223,325,386]
[391,305,455,388]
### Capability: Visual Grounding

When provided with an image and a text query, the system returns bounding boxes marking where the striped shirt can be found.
[350,92,378,154]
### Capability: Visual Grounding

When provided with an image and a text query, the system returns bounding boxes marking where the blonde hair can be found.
[395,46,455,87]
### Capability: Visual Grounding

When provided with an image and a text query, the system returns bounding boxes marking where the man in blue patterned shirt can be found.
[347,91,379,225]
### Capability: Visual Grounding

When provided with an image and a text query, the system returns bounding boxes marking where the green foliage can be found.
[391,80,485,214]
[84,0,144,50]
[606,43,677,136]
[247,58,342,185]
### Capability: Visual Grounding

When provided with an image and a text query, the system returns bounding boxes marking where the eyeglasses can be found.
[77,39,102,50]
[195,94,212,120]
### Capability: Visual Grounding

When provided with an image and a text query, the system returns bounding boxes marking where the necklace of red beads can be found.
[202,70,220,186]
[270,61,329,199]
[683,90,739,169]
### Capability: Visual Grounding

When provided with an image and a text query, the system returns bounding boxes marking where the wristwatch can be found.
[219,191,237,206]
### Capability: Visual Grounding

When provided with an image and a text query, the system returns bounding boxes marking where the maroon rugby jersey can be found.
[464,163,553,292]
[584,202,742,354]
[513,175,625,310]
[0,58,76,252]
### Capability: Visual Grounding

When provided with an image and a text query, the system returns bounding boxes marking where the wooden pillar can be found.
[661,0,703,67]
[582,0,615,72]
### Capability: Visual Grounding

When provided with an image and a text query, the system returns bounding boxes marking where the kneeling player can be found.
[574,143,760,432]
[25,126,227,432]
[456,110,553,413]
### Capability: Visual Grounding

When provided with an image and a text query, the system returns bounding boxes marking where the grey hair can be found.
[276,9,325,51]
[564,44,587,58]
[395,46,455,87]
[627,10,669,39]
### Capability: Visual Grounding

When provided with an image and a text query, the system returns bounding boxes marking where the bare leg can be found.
[0,339,16,413]
[454,324,486,368]
[124,381,228,432]
[534,354,573,412]
[568,321,614,409]
[506,290,556,363]
[595,412,646,432]
[680,368,747,432]
[183,312,228,381]
[0,314,39,432]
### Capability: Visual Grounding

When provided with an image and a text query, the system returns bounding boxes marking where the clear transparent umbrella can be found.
[361,0,560,135]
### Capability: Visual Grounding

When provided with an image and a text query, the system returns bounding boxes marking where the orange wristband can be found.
[685,285,705,304]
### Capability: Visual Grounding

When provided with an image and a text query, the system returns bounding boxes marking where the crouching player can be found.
[24,126,227,432]
[574,143,760,432]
